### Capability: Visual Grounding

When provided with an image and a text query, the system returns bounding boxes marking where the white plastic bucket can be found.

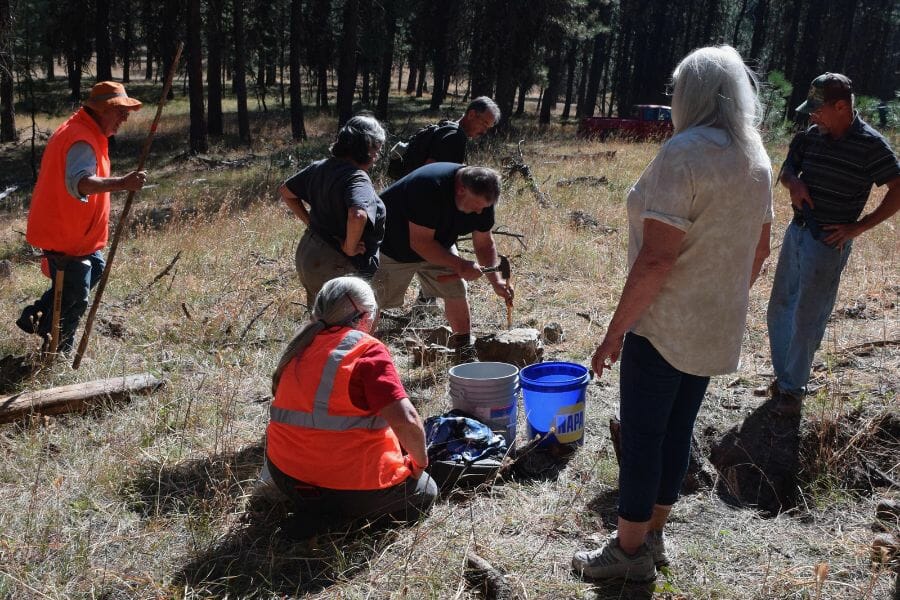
[448,362,519,445]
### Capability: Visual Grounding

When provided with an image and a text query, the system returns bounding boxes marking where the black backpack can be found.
[387,120,456,180]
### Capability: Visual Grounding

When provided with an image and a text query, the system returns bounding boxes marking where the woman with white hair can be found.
[265,277,436,535]
[280,115,387,307]
[572,46,773,582]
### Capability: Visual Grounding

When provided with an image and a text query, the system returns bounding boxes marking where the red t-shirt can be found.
[347,343,408,412]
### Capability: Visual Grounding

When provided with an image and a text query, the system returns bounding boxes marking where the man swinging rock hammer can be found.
[17,81,147,354]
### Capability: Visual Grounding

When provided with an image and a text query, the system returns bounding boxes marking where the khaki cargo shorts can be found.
[373,252,467,308]
[295,229,358,306]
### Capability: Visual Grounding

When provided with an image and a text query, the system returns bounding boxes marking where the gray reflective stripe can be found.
[313,329,366,413]
[270,329,389,431]
[270,405,388,431]
[91,92,128,101]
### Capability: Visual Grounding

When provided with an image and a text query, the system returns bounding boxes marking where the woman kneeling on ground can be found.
[280,115,387,307]
[572,45,773,582]
[265,276,437,535]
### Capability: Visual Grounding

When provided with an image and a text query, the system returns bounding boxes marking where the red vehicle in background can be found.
[578,104,673,141]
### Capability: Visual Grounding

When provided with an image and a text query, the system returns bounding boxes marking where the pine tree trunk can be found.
[44,33,55,81]
[515,80,528,116]
[187,0,207,153]
[289,0,306,139]
[0,0,16,142]
[405,54,417,94]
[748,0,769,65]
[376,0,396,120]
[311,0,331,107]
[233,0,251,144]
[415,63,426,97]
[575,43,589,117]
[95,0,112,80]
[428,3,455,111]
[207,0,223,136]
[122,15,133,83]
[539,47,563,124]
[584,30,606,117]
[161,0,181,100]
[361,61,370,104]
[561,43,576,120]
[66,55,81,104]
[336,0,359,126]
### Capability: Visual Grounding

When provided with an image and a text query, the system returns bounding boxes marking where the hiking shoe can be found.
[415,291,437,305]
[645,529,670,568]
[571,538,656,582]
[16,307,41,335]
[451,344,478,365]
[769,389,803,417]
[753,380,779,398]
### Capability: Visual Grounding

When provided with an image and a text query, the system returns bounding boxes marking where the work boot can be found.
[767,382,803,417]
[645,529,670,568]
[571,538,656,582]
[415,289,437,306]
[412,290,442,318]
[448,333,478,364]
[16,306,42,335]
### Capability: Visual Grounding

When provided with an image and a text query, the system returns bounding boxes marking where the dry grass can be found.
[0,97,897,599]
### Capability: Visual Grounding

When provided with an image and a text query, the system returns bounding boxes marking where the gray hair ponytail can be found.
[272,276,379,394]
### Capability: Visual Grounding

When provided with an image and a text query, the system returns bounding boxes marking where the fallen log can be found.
[0,374,165,423]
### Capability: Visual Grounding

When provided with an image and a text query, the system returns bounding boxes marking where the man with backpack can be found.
[388,97,501,305]
[388,96,501,180]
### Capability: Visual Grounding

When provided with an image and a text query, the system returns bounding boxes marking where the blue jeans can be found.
[18,251,105,352]
[617,333,710,523]
[766,222,851,396]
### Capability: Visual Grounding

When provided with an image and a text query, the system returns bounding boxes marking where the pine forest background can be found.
[0,0,898,154]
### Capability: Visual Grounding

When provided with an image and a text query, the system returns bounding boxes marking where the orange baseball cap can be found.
[83,81,142,112]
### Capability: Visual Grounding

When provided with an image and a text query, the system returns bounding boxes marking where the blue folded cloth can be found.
[424,410,507,464]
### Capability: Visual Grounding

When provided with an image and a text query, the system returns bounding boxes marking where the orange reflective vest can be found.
[26,108,111,256]
[266,328,411,490]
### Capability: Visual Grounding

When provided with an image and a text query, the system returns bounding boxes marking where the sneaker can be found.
[645,529,670,568]
[571,538,656,582]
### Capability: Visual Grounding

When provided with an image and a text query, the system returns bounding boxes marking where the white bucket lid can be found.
[448,361,519,381]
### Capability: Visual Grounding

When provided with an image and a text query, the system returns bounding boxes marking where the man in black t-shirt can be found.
[406,96,500,306]
[426,96,500,165]
[374,163,513,355]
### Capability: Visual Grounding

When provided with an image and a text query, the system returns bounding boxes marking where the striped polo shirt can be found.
[782,114,900,224]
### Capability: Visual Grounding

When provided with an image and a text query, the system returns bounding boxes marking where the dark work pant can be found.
[617,333,710,523]
[19,251,105,353]
[266,455,438,534]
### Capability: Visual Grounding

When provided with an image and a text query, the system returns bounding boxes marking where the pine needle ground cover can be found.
[0,102,897,599]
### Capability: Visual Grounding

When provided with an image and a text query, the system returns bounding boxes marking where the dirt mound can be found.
[710,405,899,516]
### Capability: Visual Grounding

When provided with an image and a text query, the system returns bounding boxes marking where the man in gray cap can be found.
[766,73,900,415]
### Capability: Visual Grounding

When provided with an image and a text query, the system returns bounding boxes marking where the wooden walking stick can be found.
[47,260,65,356]
[72,42,184,369]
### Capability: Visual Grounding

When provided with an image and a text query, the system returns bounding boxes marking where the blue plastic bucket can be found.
[520,362,590,446]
